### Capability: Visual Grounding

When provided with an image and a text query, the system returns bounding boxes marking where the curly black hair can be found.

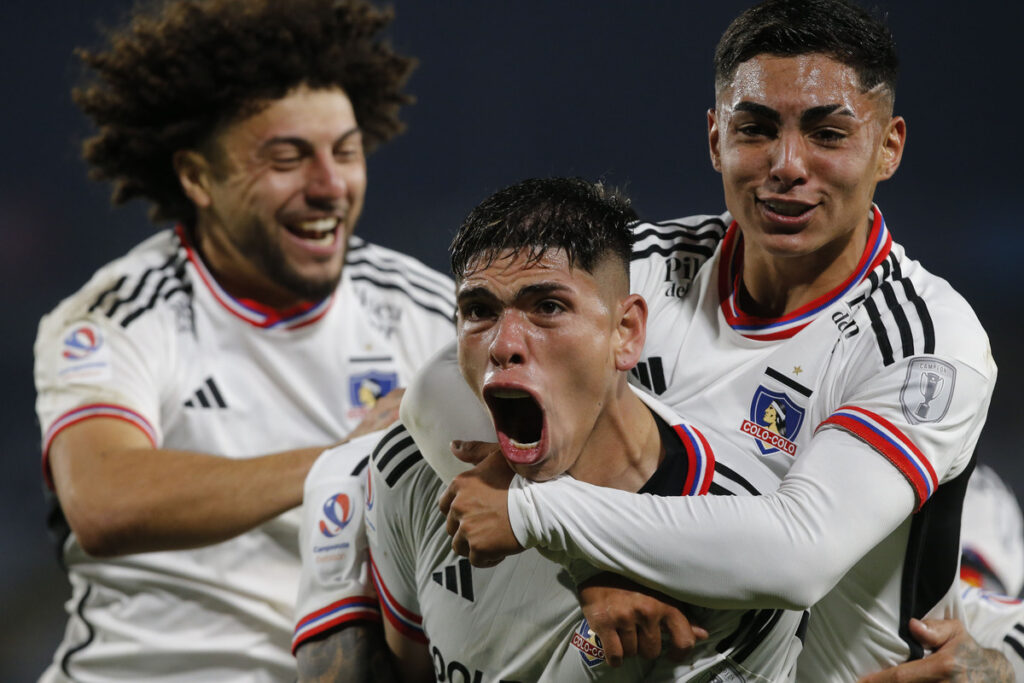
[74,0,416,226]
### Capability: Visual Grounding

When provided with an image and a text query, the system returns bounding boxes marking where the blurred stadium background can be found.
[2,1,1021,678]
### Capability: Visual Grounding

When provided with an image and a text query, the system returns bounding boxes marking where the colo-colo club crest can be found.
[741,387,806,457]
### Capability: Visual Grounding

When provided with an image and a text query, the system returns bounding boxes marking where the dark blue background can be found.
[2,1,1021,677]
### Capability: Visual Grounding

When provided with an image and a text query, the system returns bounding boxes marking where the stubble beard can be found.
[238,216,346,304]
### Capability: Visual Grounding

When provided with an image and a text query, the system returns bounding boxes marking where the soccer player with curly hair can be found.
[33,1,454,679]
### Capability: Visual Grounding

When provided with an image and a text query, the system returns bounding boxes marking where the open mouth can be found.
[483,387,546,465]
[285,217,341,247]
[758,199,816,220]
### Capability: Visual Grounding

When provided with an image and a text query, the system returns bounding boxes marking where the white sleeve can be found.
[364,424,438,645]
[508,427,915,610]
[398,341,495,485]
[960,584,1024,679]
[293,432,382,654]
[34,284,174,470]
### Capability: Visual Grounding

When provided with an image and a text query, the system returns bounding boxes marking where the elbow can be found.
[756,548,847,610]
[63,501,138,558]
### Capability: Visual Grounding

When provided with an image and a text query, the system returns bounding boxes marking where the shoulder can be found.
[345,237,455,324]
[848,244,992,376]
[367,422,440,501]
[630,212,730,262]
[38,230,192,340]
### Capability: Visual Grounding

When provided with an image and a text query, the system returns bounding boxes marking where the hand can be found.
[347,388,405,441]
[579,572,708,668]
[857,618,1013,682]
[438,444,521,568]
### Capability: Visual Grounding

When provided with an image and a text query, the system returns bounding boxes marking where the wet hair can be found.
[714,0,898,103]
[74,0,415,226]
[450,177,637,282]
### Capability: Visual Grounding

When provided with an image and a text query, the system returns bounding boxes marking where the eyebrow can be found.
[457,281,572,304]
[259,127,362,152]
[733,101,854,125]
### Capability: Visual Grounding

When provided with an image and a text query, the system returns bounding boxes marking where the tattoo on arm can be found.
[296,622,398,683]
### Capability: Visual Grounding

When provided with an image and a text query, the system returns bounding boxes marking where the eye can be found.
[459,302,494,323]
[536,299,566,316]
[812,128,848,145]
[264,143,305,169]
[737,122,774,139]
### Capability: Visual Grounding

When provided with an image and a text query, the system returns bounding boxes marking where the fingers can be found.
[907,618,957,650]
[856,660,943,683]
[636,620,662,660]
[662,611,706,662]
[595,623,624,669]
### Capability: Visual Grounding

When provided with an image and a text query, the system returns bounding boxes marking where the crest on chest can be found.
[739,367,813,457]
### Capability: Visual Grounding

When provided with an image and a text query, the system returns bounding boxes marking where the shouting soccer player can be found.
[412,0,1017,680]
[300,177,809,681]
[33,1,453,680]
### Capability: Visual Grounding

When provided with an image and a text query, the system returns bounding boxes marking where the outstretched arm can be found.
[447,429,914,610]
[51,389,403,556]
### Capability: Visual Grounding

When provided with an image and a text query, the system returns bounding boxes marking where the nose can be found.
[489,311,528,369]
[305,152,347,204]
[769,131,808,189]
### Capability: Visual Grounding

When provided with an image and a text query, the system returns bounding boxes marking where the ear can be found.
[708,108,723,173]
[173,149,214,209]
[876,115,906,181]
[614,294,648,372]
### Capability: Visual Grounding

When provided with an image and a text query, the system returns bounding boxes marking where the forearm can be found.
[510,430,915,610]
[297,622,399,683]
[52,419,323,555]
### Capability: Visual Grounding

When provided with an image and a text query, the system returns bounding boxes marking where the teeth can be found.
[510,438,540,449]
[306,231,335,247]
[297,217,339,234]
[491,389,531,399]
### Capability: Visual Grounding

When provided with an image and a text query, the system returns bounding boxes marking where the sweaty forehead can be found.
[720,53,872,110]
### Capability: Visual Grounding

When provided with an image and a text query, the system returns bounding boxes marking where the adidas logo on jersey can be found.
[631,356,666,395]
[432,558,474,602]
[183,377,227,409]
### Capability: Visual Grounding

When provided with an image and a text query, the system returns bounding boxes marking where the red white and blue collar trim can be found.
[176,225,334,330]
[718,207,892,340]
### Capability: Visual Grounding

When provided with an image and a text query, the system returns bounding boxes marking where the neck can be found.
[567,383,663,492]
[737,211,872,318]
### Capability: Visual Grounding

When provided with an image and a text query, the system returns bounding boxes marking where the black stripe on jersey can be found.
[346,255,453,302]
[120,255,189,328]
[716,608,757,653]
[1004,632,1024,661]
[60,582,96,678]
[385,451,423,487]
[88,275,127,313]
[708,482,735,496]
[864,296,895,366]
[881,283,915,359]
[731,608,784,663]
[104,252,180,318]
[631,240,717,262]
[765,367,812,397]
[348,273,454,323]
[713,462,762,497]
[891,259,935,355]
[371,424,411,467]
[861,254,935,367]
[898,452,976,659]
[631,216,727,244]
[351,455,370,477]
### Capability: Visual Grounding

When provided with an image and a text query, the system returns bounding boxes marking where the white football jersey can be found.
[495,207,995,682]
[960,464,1024,597]
[959,585,1024,679]
[34,227,454,682]
[368,390,806,682]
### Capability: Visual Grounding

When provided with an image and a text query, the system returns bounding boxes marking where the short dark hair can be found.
[714,0,898,101]
[450,177,637,282]
[74,0,415,226]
